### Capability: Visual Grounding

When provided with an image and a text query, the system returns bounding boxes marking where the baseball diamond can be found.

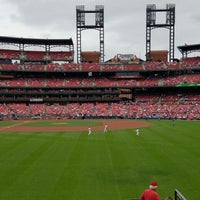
[0,120,151,132]
[0,2,198,200]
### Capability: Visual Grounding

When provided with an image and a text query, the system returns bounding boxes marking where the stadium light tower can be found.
[146,4,175,62]
[76,5,104,63]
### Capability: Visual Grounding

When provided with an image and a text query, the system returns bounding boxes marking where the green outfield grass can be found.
[0,119,199,200]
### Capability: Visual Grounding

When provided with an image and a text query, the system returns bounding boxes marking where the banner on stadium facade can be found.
[112,54,139,63]
[175,83,200,87]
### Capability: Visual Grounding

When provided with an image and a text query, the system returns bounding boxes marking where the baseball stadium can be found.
[0,4,198,200]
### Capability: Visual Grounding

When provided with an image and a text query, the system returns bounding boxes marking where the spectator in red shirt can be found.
[140,181,161,200]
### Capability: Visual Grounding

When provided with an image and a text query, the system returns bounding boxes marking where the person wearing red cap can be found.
[140,181,161,200]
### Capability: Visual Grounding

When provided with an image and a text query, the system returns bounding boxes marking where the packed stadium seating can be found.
[1,40,200,121]
[2,91,200,120]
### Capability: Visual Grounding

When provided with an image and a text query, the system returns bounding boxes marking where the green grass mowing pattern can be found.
[0,119,199,199]
[22,119,103,127]
[0,121,19,127]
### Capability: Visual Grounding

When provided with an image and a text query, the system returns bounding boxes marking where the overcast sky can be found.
[0,0,199,61]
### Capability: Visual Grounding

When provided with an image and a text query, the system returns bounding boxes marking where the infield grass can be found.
[0,119,199,200]
[22,119,103,127]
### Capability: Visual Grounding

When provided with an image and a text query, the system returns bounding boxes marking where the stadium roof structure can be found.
[0,36,74,48]
[177,43,200,57]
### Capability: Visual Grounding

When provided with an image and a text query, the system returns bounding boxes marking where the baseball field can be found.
[0,119,198,200]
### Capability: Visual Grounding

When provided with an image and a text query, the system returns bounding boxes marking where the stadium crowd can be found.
[1,45,200,121]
